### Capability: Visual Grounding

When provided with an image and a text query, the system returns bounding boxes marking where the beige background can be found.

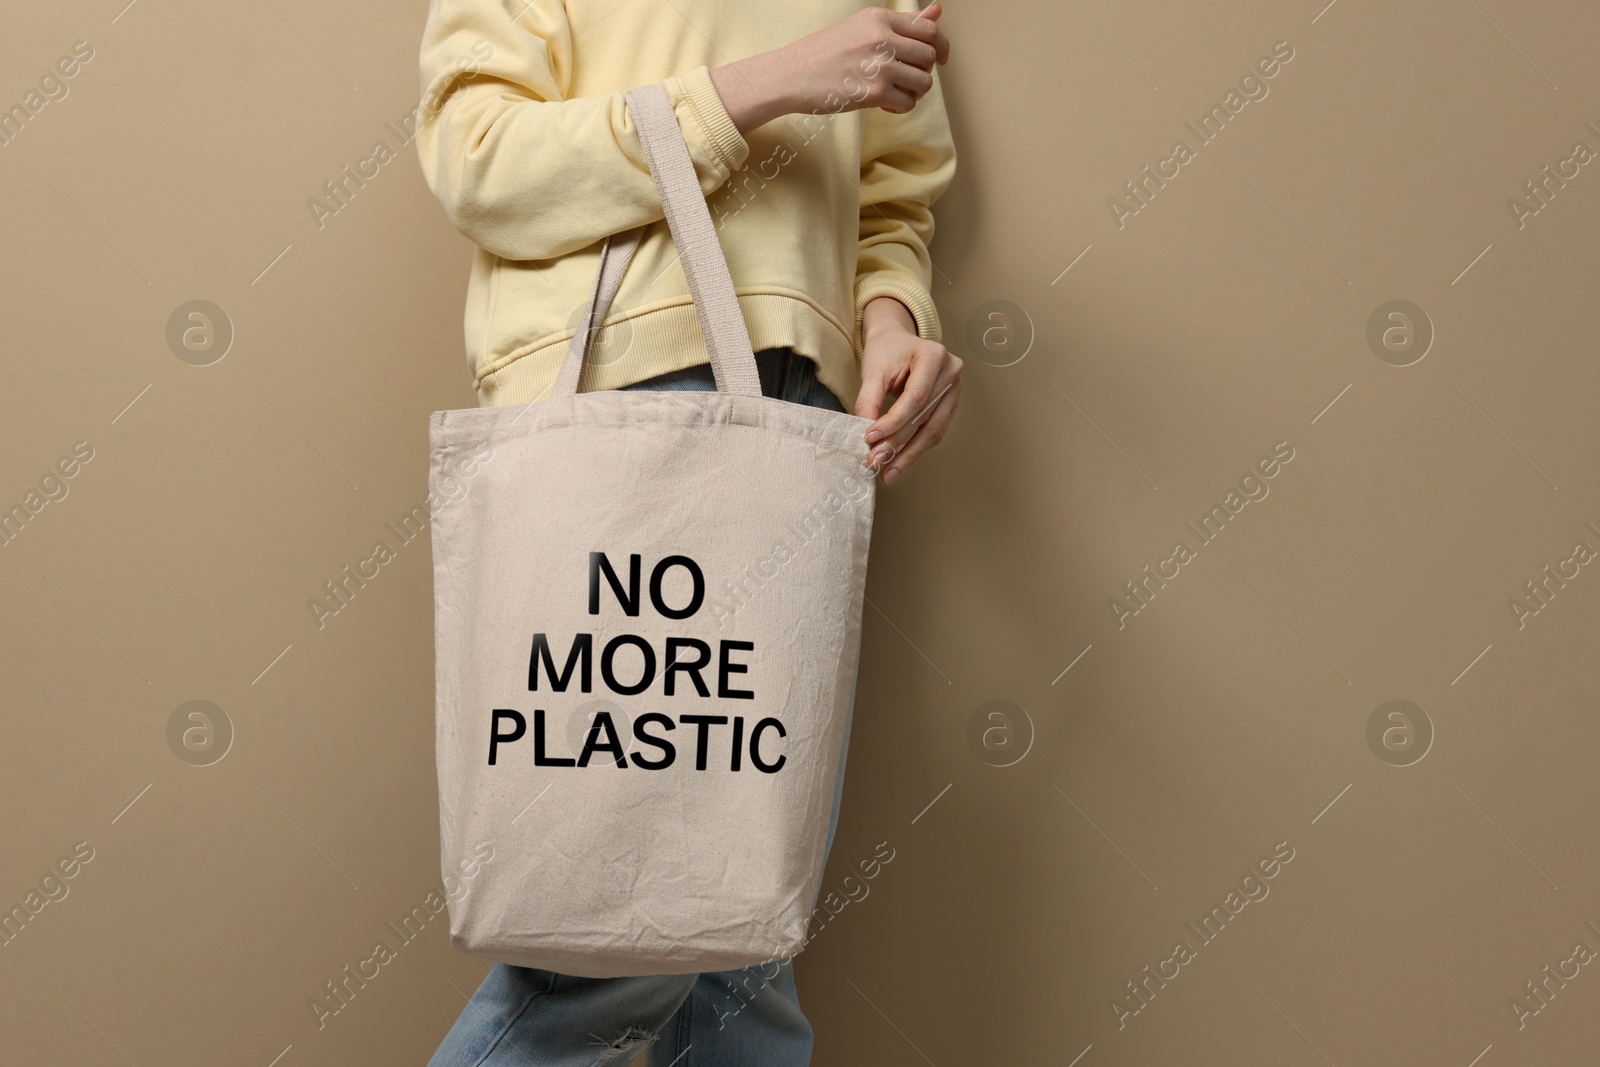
[3,0,1598,1064]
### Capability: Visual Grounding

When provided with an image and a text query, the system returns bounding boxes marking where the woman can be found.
[415,2,959,1061]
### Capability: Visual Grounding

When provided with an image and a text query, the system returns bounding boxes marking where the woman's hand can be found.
[854,296,963,484]
[711,3,950,136]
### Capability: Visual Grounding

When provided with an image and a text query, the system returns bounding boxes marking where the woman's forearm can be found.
[709,55,801,137]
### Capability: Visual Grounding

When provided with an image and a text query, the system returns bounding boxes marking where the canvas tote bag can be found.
[427,81,876,977]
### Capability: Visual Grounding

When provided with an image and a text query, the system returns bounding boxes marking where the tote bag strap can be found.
[549,81,762,399]
[548,226,646,398]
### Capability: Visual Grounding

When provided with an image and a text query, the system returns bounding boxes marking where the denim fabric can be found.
[622,347,848,414]
[428,348,861,1067]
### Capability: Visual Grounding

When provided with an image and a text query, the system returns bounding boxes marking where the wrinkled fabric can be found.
[429,348,875,979]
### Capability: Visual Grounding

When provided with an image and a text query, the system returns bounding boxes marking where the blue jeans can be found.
[428,349,860,1067]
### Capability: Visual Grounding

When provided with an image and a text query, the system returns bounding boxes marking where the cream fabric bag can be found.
[428,82,876,977]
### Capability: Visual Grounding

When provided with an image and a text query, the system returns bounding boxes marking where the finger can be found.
[881,384,961,484]
[853,366,891,421]
[872,359,950,448]
[882,35,938,70]
[884,61,934,97]
[878,85,919,114]
[896,5,951,64]
[869,374,954,470]
[889,9,941,43]
[867,349,954,445]
[914,19,951,65]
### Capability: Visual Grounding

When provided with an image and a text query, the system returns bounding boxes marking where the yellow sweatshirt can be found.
[415,0,956,408]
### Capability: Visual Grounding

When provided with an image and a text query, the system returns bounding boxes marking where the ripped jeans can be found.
[427,349,860,1067]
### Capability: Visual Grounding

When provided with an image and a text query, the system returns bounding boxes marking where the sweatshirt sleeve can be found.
[851,26,958,359]
[415,0,751,262]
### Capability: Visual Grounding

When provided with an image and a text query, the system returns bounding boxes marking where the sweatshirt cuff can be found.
[854,273,942,361]
[671,64,750,177]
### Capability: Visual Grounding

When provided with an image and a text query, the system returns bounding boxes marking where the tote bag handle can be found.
[548,82,763,399]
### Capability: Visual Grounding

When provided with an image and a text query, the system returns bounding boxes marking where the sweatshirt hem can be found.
[477,294,860,410]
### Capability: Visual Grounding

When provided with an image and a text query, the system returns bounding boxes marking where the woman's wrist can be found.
[861,295,918,341]
[709,53,801,136]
